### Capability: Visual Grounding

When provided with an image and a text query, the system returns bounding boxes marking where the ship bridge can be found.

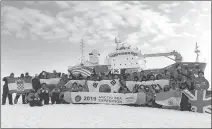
[106,40,146,71]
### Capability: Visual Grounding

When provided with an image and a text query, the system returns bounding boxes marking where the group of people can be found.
[2,64,209,111]
[1,71,91,107]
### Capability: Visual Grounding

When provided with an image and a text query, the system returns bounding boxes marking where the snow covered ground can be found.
[1,84,211,128]
[1,102,211,128]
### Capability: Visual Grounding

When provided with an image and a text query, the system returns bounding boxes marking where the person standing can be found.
[14,74,27,104]
[24,72,32,103]
[194,71,209,90]
[32,74,41,92]
[179,76,191,111]
[2,73,14,105]
[25,72,32,79]
[139,70,147,82]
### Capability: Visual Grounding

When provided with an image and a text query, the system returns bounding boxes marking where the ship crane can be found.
[80,38,85,65]
[143,50,183,62]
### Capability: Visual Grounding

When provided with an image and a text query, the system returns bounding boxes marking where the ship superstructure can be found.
[68,39,206,76]
[105,39,146,73]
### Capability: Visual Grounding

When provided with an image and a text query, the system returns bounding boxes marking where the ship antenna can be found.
[195,42,200,62]
[80,38,85,65]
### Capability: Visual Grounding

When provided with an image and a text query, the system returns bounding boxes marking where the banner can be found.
[8,78,33,94]
[126,79,169,92]
[40,78,61,85]
[155,90,182,107]
[63,92,146,105]
[86,79,121,93]
[40,78,61,90]
[65,80,86,88]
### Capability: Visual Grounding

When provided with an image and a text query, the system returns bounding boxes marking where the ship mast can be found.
[115,37,121,50]
[80,38,85,65]
[195,42,200,62]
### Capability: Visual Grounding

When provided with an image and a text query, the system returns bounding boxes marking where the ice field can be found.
[1,102,211,128]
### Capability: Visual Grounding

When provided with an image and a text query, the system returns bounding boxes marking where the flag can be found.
[155,90,182,107]
[86,80,121,93]
[65,80,86,89]
[69,65,92,77]
[40,78,61,85]
[8,78,33,94]
[112,69,120,74]
[182,89,211,114]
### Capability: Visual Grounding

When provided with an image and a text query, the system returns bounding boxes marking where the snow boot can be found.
[14,99,18,104]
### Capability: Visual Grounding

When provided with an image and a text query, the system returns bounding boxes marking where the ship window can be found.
[125,64,126,65]
[120,64,121,66]
[132,58,133,59]
[127,58,128,60]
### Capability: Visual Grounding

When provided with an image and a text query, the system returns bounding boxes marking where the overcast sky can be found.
[1,1,211,82]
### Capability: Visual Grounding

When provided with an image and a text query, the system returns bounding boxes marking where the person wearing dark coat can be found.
[70,82,79,92]
[163,85,170,92]
[2,73,14,105]
[141,75,147,81]
[179,76,191,111]
[59,87,70,104]
[37,84,50,105]
[139,70,147,81]
[133,72,138,81]
[24,72,32,103]
[195,71,209,90]
[118,86,131,93]
[14,74,27,104]
[156,74,163,80]
[27,90,43,107]
[32,74,41,92]
[50,87,61,104]
[149,75,156,81]
[133,76,139,82]
[118,76,131,94]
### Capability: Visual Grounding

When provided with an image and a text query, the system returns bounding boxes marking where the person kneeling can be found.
[37,84,50,105]
[78,85,89,92]
[59,86,70,104]
[27,91,43,107]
